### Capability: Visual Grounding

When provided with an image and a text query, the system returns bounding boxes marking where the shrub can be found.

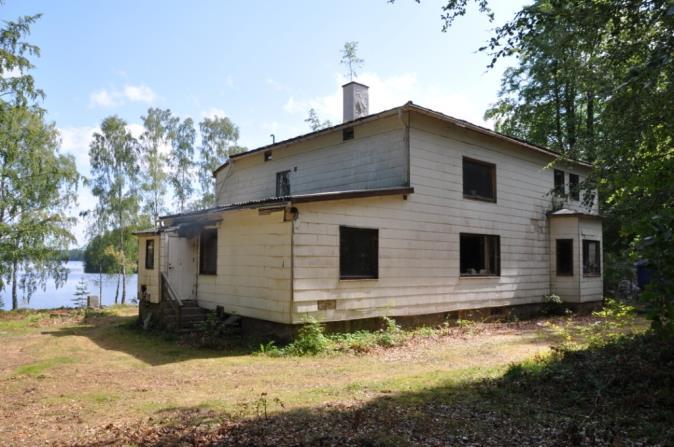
[283,317,329,356]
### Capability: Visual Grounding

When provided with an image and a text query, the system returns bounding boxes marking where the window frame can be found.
[339,225,379,280]
[276,170,291,197]
[554,169,565,196]
[462,157,497,203]
[556,239,574,276]
[569,173,580,201]
[199,228,218,276]
[582,239,601,277]
[459,233,501,277]
[144,239,155,270]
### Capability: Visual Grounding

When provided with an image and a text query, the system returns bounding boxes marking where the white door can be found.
[167,234,197,300]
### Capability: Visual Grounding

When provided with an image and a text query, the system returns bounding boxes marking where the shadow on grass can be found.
[77,331,674,447]
[43,311,254,366]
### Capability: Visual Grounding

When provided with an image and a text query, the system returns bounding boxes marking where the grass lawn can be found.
[0,304,669,446]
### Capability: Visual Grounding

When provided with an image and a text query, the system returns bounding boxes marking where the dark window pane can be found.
[556,239,573,276]
[569,173,580,201]
[460,233,500,276]
[145,239,154,270]
[199,229,218,275]
[340,226,378,279]
[342,127,354,141]
[583,240,601,276]
[276,170,290,197]
[554,169,565,195]
[463,158,496,201]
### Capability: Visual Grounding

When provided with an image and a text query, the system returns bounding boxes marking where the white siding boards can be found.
[157,106,602,326]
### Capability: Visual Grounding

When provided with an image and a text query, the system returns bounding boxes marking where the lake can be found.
[0,261,138,311]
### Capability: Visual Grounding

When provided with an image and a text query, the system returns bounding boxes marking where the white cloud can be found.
[59,126,98,173]
[89,83,158,108]
[282,72,491,128]
[201,107,227,119]
[123,84,157,103]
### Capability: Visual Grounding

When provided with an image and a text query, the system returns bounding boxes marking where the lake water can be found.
[0,261,138,311]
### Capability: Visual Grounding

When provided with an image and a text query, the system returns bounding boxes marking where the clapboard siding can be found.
[549,217,581,302]
[196,209,292,323]
[216,116,407,205]
[137,235,160,304]
[290,112,571,322]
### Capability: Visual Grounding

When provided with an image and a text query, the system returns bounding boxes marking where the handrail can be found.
[161,271,183,307]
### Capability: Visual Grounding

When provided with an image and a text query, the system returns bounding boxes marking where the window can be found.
[583,240,601,276]
[556,239,573,276]
[342,127,354,141]
[569,173,580,201]
[460,233,500,276]
[339,226,378,279]
[264,150,272,161]
[144,239,155,270]
[463,157,496,202]
[276,170,290,197]
[554,169,565,195]
[199,228,218,275]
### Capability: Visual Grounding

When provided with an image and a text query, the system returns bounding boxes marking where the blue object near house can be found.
[635,260,654,290]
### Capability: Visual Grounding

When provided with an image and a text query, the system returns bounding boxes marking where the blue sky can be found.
[4,0,527,244]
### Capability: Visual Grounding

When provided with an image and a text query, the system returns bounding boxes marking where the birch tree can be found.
[340,41,364,81]
[168,117,196,213]
[88,116,139,304]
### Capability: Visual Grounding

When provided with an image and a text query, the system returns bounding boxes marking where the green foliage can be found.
[542,293,569,316]
[305,108,332,131]
[72,278,89,308]
[284,317,329,356]
[593,298,636,321]
[83,227,139,274]
[168,117,196,213]
[340,41,364,81]
[0,9,80,310]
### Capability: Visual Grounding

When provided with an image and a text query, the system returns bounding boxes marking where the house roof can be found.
[547,208,603,219]
[160,186,414,223]
[212,101,593,176]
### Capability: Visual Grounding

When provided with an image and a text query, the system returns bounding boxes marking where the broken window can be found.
[340,226,378,279]
[199,228,218,275]
[554,169,565,195]
[460,233,500,276]
[342,127,354,141]
[556,239,573,276]
[583,240,601,276]
[569,173,580,201]
[276,170,290,197]
[145,239,155,270]
[463,157,496,202]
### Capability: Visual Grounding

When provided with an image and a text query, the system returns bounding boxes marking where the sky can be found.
[4,0,527,245]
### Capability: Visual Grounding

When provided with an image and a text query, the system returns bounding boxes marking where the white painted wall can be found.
[196,209,293,323]
[549,216,580,302]
[137,235,160,304]
[215,116,407,205]
[580,217,603,302]
[289,112,601,323]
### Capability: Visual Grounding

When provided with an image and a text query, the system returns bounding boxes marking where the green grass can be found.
[14,356,76,377]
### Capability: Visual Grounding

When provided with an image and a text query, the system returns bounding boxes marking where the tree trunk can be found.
[11,259,18,311]
[99,264,103,306]
[553,64,563,151]
[114,274,120,304]
[586,90,595,161]
[120,224,126,304]
[121,264,126,305]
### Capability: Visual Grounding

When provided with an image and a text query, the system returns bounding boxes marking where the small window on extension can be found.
[145,239,155,270]
[342,127,354,141]
[569,173,580,201]
[463,157,496,202]
[554,169,565,195]
[556,239,573,276]
[199,228,218,275]
[583,240,601,277]
[264,150,272,162]
[276,170,290,197]
[340,226,378,279]
[460,233,500,276]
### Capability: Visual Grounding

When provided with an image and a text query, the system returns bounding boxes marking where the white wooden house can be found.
[135,82,602,330]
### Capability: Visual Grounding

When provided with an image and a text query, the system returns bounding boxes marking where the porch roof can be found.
[547,208,603,219]
[160,186,414,224]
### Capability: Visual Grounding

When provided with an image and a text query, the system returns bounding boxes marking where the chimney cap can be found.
[341,81,369,89]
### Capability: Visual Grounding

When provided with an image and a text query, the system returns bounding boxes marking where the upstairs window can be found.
[463,157,496,202]
[556,239,573,276]
[340,226,378,279]
[145,239,155,270]
[569,173,580,201]
[276,170,291,197]
[460,233,500,276]
[199,228,218,275]
[583,240,601,277]
[554,169,565,195]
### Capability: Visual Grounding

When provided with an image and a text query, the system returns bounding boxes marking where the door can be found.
[167,233,197,300]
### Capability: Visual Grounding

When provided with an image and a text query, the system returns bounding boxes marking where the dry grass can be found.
[0,306,647,446]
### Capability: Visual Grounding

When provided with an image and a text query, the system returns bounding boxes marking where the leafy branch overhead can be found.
[340,41,364,81]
